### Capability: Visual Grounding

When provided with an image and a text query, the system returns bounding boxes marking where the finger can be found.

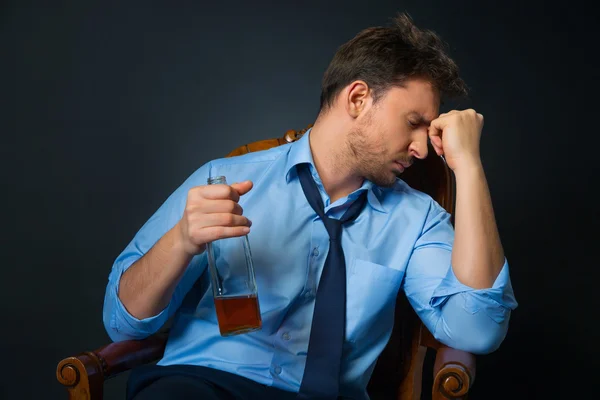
[431,146,442,156]
[428,119,445,138]
[429,136,443,155]
[428,121,446,156]
[190,199,244,215]
[198,225,251,242]
[230,180,253,196]
[429,135,443,148]
[193,212,252,229]
[194,184,241,202]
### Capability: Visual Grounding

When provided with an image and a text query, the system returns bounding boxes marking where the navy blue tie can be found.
[296,163,368,400]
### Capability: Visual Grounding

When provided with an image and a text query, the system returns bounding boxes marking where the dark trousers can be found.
[126,364,299,400]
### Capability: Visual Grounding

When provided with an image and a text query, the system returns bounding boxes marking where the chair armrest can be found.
[56,333,167,400]
[95,333,168,378]
[432,346,476,400]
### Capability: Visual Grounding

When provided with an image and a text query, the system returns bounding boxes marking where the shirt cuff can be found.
[429,258,518,323]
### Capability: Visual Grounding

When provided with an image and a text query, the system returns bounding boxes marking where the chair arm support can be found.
[56,334,167,400]
[432,346,476,399]
[96,333,168,378]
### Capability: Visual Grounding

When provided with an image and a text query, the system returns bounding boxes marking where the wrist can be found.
[170,222,197,261]
[450,155,483,177]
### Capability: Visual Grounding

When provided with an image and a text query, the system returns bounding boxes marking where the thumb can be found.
[428,116,448,151]
[230,180,253,196]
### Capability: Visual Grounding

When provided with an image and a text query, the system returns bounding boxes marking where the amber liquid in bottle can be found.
[213,294,262,336]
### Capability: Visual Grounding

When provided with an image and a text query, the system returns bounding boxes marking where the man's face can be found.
[347,78,440,187]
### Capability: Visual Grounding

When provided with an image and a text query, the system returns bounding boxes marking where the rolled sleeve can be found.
[103,255,172,342]
[403,200,518,355]
[430,258,518,323]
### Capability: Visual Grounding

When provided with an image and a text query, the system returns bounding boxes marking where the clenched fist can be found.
[428,109,484,172]
[177,180,253,256]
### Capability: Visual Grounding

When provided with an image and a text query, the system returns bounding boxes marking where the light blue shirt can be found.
[103,130,518,399]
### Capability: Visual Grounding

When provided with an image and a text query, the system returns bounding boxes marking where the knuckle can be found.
[185,192,194,205]
[184,204,196,215]
[227,200,238,213]
[224,214,236,226]
[188,188,206,205]
[188,186,202,198]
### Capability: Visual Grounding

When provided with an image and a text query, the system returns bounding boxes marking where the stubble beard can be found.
[344,126,398,188]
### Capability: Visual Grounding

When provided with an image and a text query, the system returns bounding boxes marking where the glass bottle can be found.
[206,175,262,336]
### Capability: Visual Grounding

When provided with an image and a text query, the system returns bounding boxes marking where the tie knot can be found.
[324,218,343,241]
[297,163,368,243]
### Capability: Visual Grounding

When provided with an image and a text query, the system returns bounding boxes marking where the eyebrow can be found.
[409,112,432,126]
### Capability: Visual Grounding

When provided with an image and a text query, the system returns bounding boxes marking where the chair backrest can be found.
[226,125,456,399]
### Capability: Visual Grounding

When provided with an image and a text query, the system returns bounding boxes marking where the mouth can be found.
[393,161,407,173]
[394,160,412,171]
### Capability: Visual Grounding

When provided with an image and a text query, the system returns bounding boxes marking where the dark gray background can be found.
[2,1,597,399]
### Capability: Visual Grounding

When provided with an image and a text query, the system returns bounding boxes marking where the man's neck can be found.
[308,118,364,204]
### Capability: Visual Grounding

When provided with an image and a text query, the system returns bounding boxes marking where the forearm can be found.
[118,222,194,319]
[451,160,504,288]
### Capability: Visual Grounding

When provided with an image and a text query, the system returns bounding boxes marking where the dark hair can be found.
[319,12,468,112]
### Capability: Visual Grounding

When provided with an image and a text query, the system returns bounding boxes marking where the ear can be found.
[345,80,370,118]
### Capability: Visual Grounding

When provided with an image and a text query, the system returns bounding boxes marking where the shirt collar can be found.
[284,128,388,214]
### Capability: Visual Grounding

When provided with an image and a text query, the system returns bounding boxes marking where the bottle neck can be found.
[208,176,227,185]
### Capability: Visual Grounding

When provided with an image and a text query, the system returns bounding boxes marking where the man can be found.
[103,12,518,400]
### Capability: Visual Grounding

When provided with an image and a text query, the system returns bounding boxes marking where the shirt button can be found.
[312,247,319,257]
[274,366,282,375]
[282,332,291,340]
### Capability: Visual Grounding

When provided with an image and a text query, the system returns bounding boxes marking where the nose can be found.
[408,131,429,160]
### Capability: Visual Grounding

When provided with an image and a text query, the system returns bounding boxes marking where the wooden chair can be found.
[56,125,475,400]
